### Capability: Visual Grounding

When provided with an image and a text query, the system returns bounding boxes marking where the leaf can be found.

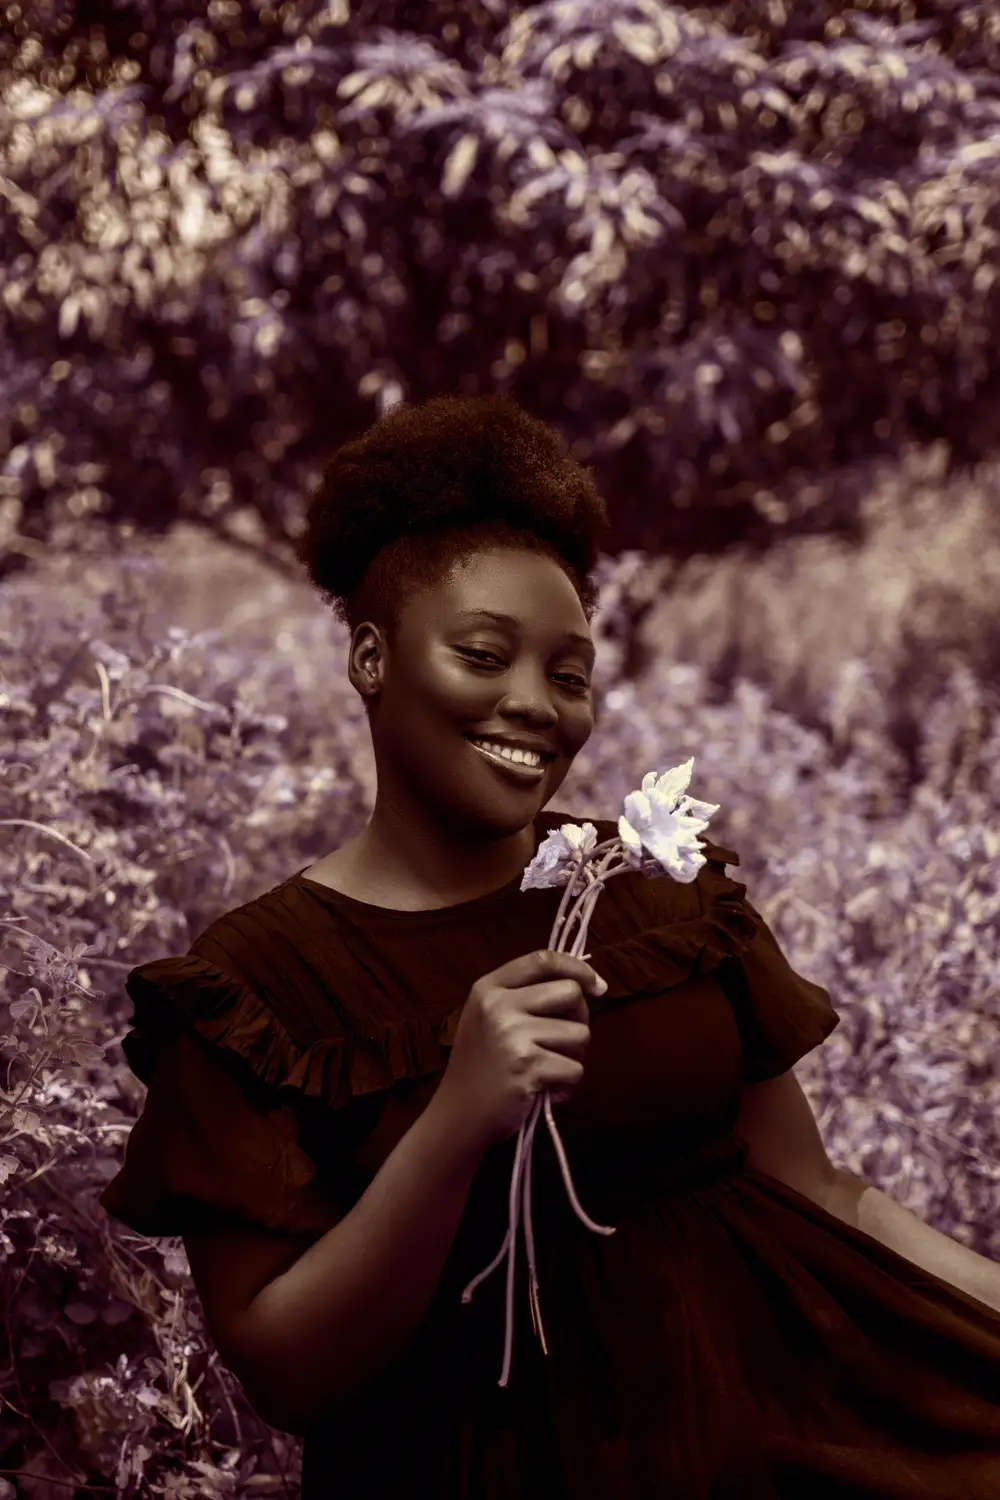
[613,21,660,66]
[62,1040,109,1066]
[354,79,394,110]
[11,1107,42,1135]
[336,70,372,101]
[64,1300,99,1325]
[441,133,480,199]
[58,295,80,338]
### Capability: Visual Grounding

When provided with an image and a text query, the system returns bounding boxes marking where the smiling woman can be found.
[100,390,1000,1500]
[291,390,610,908]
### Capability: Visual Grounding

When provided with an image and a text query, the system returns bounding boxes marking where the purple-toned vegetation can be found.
[4,0,1000,617]
[1,527,998,1493]
[3,0,1000,1490]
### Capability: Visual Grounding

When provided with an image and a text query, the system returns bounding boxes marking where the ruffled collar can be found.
[124,822,761,1114]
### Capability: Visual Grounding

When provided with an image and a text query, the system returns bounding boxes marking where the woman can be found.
[101,393,1000,1498]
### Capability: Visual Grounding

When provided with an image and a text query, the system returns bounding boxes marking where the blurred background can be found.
[2,2,1000,1496]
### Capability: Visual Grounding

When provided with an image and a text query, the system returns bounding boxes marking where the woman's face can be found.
[349,547,597,844]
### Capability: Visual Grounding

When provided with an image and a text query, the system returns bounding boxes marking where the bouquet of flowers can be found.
[460,758,721,1387]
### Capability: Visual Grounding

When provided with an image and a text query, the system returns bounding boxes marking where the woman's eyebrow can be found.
[453,609,596,659]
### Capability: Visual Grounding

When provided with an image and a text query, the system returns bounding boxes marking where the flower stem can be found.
[460,848,625,1387]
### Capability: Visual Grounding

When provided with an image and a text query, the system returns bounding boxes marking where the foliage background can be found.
[1,0,999,1496]
[6,0,1000,615]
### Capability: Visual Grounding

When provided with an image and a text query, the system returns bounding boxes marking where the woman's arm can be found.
[825,1168,1000,1314]
[238,1087,486,1434]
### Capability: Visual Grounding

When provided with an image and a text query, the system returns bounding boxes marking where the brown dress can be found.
[100,807,1000,1499]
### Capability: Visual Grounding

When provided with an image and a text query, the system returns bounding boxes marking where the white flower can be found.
[520,821,599,891]
[522,762,719,893]
[556,821,599,859]
[467,756,722,1388]
[619,759,719,884]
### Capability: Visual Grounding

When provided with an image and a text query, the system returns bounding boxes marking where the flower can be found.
[520,820,599,891]
[618,759,720,882]
[462,758,721,1388]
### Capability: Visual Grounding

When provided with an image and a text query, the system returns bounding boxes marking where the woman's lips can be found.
[466,736,548,783]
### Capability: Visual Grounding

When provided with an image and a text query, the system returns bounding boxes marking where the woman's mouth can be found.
[465,734,549,784]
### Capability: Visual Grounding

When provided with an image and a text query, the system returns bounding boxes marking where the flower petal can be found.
[622,789,653,830]
[653,759,694,808]
[617,815,645,864]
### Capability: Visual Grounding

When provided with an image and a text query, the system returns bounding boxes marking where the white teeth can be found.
[470,738,544,768]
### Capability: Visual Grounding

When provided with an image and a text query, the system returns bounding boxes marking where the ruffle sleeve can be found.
[562,826,839,1083]
[99,957,344,1240]
[696,844,841,1083]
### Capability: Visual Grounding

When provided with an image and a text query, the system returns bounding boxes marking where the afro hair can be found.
[294,392,610,644]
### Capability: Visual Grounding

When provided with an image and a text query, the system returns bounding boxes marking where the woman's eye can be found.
[460,648,505,666]
[458,648,589,689]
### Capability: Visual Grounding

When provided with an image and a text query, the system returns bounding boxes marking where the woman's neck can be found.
[349,815,539,905]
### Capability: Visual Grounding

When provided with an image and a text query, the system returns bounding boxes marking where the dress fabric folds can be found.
[100,807,1000,1498]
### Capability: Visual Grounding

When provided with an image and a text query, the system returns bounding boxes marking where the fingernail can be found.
[592,975,608,995]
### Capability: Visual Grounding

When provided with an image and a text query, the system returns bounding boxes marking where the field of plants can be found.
[2,440,999,1496]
